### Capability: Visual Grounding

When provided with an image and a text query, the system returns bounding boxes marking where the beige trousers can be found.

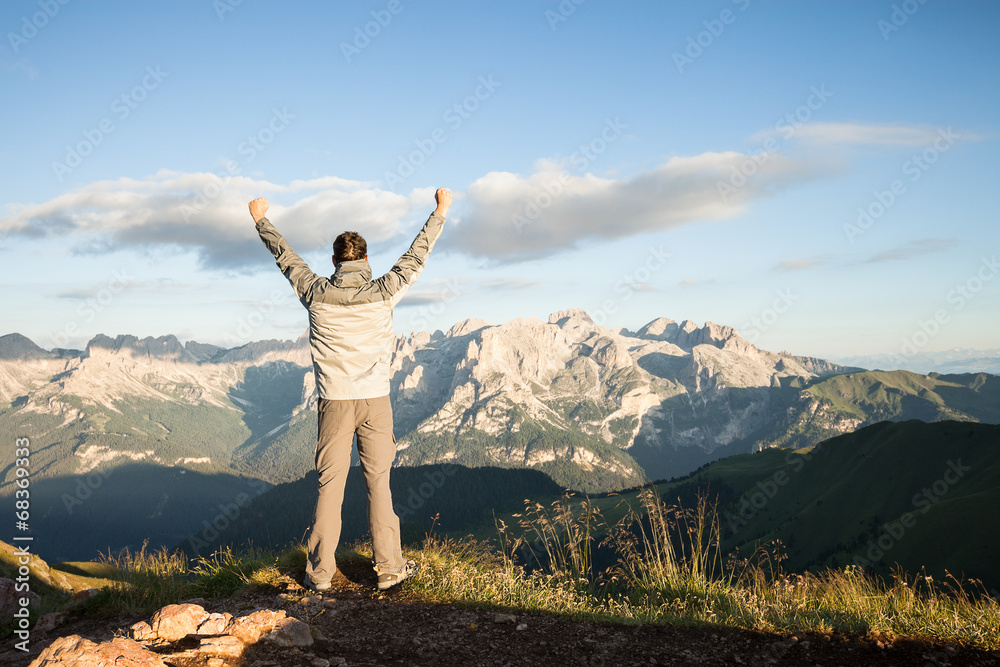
[305,395,404,584]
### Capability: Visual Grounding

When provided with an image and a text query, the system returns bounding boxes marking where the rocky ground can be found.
[6,558,1000,667]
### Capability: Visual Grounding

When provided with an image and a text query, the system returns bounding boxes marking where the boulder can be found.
[225,608,287,645]
[29,635,166,667]
[148,603,210,641]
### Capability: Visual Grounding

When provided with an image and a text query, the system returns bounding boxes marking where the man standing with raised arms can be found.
[249,188,452,591]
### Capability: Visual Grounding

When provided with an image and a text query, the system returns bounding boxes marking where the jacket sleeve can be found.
[255,216,322,302]
[374,212,446,305]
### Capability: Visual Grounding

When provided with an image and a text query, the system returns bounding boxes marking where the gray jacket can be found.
[255,212,445,400]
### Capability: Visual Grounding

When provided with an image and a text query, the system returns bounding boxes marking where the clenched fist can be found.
[434,188,453,215]
[248,198,269,223]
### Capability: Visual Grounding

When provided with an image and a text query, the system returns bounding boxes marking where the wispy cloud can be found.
[754,122,969,147]
[396,276,540,308]
[775,258,824,272]
[864,238,956,263]
[0,59,38,80]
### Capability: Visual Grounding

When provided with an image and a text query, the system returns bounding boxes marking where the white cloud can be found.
[2,122,970,268]
[1,171,431,268]
[755,122,965,147]
[445,150,818,262]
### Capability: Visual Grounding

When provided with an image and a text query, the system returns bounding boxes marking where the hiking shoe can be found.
[377,560,419,591]
[305,575,333,592]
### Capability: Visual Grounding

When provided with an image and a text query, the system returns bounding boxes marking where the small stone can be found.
[72,588,100,602]
[329,659,347,666]
[312,659,331,667]
[34,612,66,635]
[516,623,528,631]
[876,641,886,649]
[197,612,234,636]
[131,621,156,642]
[199,635,245,658]
[265,617,314,647]
[311,626,328,641]
[494,613,517,624]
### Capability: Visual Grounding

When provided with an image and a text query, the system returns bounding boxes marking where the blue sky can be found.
[2,0,998,361]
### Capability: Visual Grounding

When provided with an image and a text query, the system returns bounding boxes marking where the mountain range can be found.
[1,310,998,562]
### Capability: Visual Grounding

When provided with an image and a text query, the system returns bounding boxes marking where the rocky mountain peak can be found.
[0,333,55,361]
[85,334,194,362]
[448,317,494,338]
[635,317,679,340]
[548,308,594,326]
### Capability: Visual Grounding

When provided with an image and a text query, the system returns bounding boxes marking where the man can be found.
[248,188,452,591]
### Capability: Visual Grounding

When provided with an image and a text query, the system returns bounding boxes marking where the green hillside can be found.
[478,420,1000,592]
[178,464,565,556]
[717,419,1000,588]
[399,419,646,493]
[22,464,271,562]
[755,370,1000,450]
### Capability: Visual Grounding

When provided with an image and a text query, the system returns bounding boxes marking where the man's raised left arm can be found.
[375,188,452,304]
[249,197,321,301]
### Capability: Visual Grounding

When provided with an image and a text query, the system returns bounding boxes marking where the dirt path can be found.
[7,558,1000,667]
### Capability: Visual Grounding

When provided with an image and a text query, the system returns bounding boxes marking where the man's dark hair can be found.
[333,231,367,263]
